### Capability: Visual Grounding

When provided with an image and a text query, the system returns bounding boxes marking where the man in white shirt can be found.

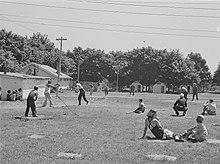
[42,80,58,107]
[76,81,89,105]
[202,99,216,115]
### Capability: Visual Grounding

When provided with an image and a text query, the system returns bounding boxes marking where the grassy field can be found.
[1,91,220,164]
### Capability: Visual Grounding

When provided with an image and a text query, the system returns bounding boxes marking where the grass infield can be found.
[1,91,220,164]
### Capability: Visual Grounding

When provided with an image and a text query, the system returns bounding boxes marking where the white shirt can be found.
[76,83,83,89]
[204,102,216,113]
[44,84,51,94]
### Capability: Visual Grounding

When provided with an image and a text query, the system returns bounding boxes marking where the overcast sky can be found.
[0,0,220,74]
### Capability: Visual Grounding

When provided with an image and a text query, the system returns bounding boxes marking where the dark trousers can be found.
[192,93,198,101]
[78,89,88,105]
[173,106,188,115]
[25,96,37,117]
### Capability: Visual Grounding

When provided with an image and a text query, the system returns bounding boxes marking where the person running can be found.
[76,81,89,105]
[201,99,216,115]
[42,80,58,107]
[173,93,188,116]
[192,83,199,101]
[25,86,38,117]
[133,99,146,114]
[139,110,175,140]
[179,115,208,142]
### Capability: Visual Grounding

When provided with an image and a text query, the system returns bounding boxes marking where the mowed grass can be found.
[0,91,220,164]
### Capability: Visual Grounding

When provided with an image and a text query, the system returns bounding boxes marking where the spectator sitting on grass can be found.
[179,115,208,142]
[133,99,145,114]
[16,88,23,101]
[138,109,175,140]
[201,99,216,115]
[10,90,16,101]
[6,90,12,101]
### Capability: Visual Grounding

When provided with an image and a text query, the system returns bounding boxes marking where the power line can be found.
[68,0,220,11]
[96,0,220,5]
[1,18,220,39]
[0,13,217,33]
[0,1,220,19]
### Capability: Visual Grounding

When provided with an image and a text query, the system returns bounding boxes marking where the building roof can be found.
[20,63,72,79]
[0,72,50,79]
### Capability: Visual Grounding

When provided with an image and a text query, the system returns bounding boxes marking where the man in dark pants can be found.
[130,85,135,96]
[25,86,38,117]
[192,83,198,101]
[173,93,188,116]
[76,81,89,105]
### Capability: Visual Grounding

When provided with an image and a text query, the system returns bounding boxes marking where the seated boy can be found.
[201,99,216,115]
[180,115,208,142]
[16,88,23,101]
[133,99,146,114]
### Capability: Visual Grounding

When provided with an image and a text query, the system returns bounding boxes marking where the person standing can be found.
[130,85,135,96]
[42,80,58,107]
[25,86,38,117]
[0,87,2,100]
[76,81,89,105]
[181,86,188,101]
[89,84,94,96]
[192,83,199,101]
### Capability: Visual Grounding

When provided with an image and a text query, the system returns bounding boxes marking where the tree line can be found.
[0,29,220,91]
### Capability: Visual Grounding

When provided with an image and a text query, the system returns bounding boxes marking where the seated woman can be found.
[201,99,216,115]
[139,110,175,140]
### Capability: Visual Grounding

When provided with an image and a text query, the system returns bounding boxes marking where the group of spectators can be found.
[6,88,23,101]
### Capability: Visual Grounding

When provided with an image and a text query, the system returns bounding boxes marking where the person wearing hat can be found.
[139,110,175,140]
[181,86,188,101]
[25,86,38,117]
[173,93,188,116]
[192,83,198,101]
[179,115,208,142]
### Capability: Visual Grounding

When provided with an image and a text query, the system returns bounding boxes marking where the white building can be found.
[19,63,72,89]
[0,72,50,100]
[131,81,143,92]
[152,82,167,93]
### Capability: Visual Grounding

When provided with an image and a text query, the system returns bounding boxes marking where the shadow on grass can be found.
[170,114,184,117]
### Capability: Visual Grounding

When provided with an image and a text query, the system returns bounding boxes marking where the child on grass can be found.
[201,99,216,115]
[179,115,208,142]
[133,99,146,114]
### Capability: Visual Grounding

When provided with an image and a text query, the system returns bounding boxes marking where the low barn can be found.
[153,82,167,93]
[19,63,73,89]
[0,72,50,100]
[131,81,143,92]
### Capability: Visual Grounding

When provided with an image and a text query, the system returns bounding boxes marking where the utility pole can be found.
[56,37,67,97]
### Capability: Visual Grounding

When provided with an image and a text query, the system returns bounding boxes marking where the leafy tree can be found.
[213,62,220,85]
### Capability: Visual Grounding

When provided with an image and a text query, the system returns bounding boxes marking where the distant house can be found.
[0,72,50,100]
[152,82,167,93]
[131,81,143,92]
[19,63,72,89]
